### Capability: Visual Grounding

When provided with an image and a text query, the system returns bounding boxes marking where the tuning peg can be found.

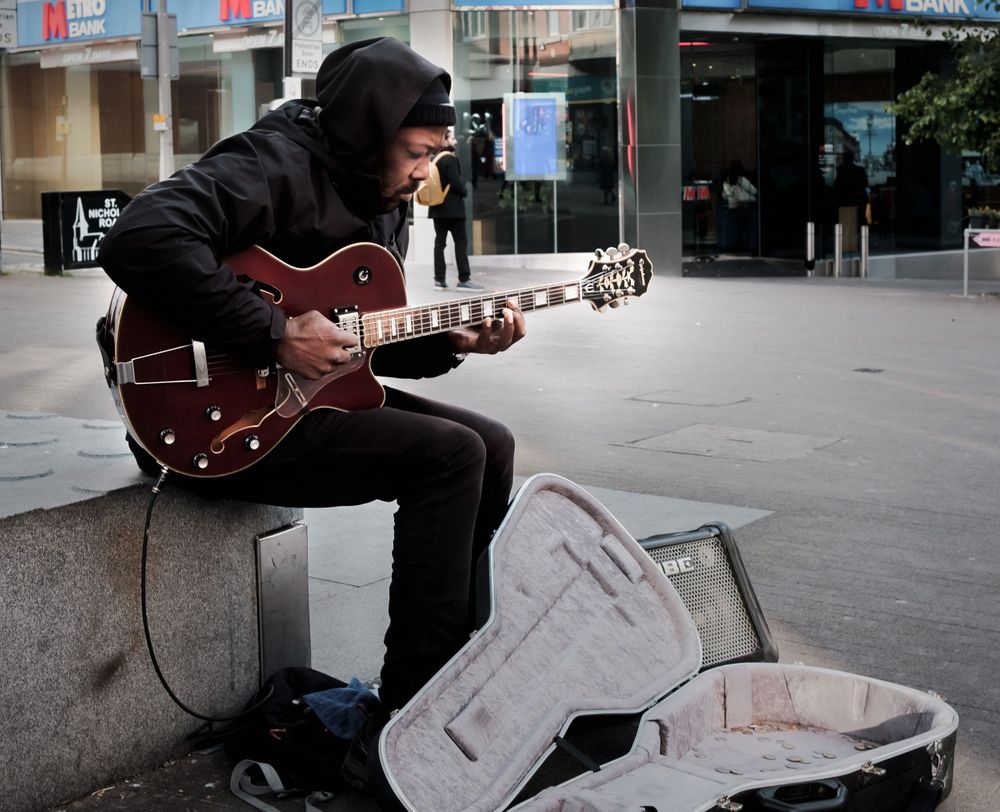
[605,246,618,259]
[594,248,605,260]
[618,242,630,254]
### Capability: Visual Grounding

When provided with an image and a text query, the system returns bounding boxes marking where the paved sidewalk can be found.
[3,221,999,811]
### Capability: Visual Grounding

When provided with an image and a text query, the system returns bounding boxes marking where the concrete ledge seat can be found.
[0,411,302,812]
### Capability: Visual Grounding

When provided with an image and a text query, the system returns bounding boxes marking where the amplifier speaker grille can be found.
[640,524,777,670]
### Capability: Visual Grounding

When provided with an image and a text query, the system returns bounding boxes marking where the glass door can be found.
[756,39,824,259]
[680,39,757,258]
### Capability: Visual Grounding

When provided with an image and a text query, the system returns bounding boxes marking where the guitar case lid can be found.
[376,474,702,812]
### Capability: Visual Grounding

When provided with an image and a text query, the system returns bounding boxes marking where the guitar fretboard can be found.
[360,282,581,348]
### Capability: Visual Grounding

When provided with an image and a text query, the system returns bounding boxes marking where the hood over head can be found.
[315,37,455,172]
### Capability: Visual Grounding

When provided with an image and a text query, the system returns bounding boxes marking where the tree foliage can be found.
[892,3,1000,171]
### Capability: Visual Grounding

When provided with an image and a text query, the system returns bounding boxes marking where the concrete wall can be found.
[0,412,301,812]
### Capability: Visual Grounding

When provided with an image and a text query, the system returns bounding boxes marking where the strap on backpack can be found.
[230,759,334,812]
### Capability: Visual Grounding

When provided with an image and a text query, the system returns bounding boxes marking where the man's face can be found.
[378,125,448,210]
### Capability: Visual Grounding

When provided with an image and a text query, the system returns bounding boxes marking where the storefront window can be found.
[824,45,897,254]
[680,40,758,257]
[337,15,409,46]
[1,52,147,218]
[0,35,285,218]
[825,41,968,255]
[452,10,618,255]
[174,35,287,166]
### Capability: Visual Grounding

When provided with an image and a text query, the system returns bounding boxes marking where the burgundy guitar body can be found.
[107,243,403,478]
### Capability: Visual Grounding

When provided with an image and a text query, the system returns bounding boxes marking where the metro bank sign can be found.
[219,0,284,20]
[16,0,287,48]
[41,1,107,39]
[855,0,972,10]
[17,0,140,46]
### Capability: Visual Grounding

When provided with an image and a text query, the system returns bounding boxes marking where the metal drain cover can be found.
[628,424,840,462]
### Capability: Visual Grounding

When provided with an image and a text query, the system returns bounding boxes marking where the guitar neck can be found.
[361,280,581,348]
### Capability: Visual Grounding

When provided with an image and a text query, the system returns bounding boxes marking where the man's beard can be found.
[379,181,421,211]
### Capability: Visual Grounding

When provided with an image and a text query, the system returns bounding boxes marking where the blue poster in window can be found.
[504,93,566,181]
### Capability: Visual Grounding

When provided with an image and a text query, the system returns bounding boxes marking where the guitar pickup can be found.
[330,306,364,360]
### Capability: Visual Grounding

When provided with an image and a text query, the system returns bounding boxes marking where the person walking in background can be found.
[430,129,481,290]
[721,159,757,253]
[598,145,617,205]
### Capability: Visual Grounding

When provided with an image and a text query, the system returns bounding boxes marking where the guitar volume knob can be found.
[245,435,261,451]
[192,453,209,471]
[206,406,222,421]
[159,428,176,445]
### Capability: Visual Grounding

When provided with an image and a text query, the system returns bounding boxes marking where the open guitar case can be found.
[372,475,958,812]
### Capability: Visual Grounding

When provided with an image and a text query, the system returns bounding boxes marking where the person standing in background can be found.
[430,129,482,290]
[721,159,757,253]
[598,145,617,206]
[834,149,869,252]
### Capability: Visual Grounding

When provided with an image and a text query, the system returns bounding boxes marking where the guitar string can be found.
[195,264,639,370]
[363,271,598,342]
[200,288,557,366]
[365,267,630,347]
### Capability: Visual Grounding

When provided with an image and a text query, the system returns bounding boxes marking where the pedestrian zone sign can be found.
[972,231,1000,248]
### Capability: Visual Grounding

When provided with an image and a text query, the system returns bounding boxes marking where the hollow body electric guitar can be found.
[104,242,652,478]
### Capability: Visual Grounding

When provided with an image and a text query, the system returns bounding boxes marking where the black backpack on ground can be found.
[221,667,356,806]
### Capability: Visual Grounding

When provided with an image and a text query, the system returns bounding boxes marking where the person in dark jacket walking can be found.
[429,128,480,290]
[98,37,525,788]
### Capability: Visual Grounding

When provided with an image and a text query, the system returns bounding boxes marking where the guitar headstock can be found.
[580,244,653,311]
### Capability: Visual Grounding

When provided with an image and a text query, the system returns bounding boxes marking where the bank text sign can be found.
[683,0,1000,18]
[15,0,376,49]
[17,1,142,47]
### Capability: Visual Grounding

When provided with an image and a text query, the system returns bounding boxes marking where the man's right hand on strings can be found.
[277,310,359,379]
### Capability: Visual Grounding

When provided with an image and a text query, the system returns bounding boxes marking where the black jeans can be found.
[433,217,471,284]
[162,387,514,712]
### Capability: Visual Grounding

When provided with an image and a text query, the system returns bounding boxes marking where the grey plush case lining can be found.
[378,474,703,812]
[513,662,958,811]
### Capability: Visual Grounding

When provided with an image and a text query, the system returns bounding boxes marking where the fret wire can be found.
[363,273,613,346]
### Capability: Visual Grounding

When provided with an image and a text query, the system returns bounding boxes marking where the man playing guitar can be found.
[99,37,525,789]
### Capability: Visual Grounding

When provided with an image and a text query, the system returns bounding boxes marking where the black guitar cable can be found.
[141,466,273,723]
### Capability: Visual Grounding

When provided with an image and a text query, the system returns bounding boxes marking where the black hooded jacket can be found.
[99,37,458,378]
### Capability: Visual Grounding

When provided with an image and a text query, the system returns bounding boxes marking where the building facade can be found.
[680,0,1000,277]
[1,1,998,277]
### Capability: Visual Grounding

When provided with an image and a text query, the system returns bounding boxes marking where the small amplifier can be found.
[638,523,777,670]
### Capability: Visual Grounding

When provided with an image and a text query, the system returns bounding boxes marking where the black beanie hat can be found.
[401,77,457,127]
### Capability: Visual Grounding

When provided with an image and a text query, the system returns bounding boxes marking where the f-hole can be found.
[238,275,283,304]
